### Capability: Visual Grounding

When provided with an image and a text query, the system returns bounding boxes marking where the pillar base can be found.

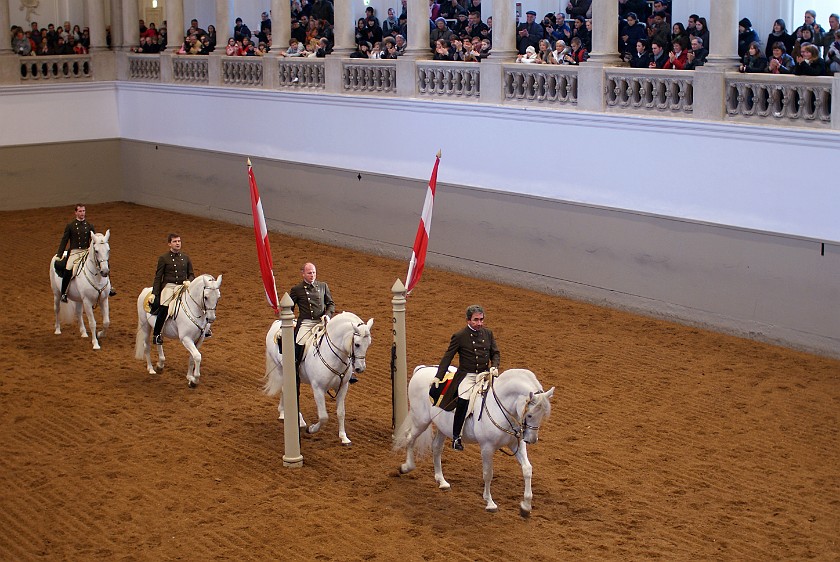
[0,53,20,85]
[692,65,727,121]
[282,454,304,468]
[401,48,432,60]
[576,62,608,113]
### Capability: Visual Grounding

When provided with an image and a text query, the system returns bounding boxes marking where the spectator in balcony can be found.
[55,36,73,55]
[794,10,823,44]
[452,11,469,36]
[205,25,216,48]
[46,23,59,47]
[792,26,815,60]
[354,18,367,45]
[516,45,538,63]
[13,29,32,55]
[570,16,590,51]
[479,38,492,59]
[517,10,543,55]
[71,24,82,42]
[466,11,488,41]
[648,39,668,68]
[449,37,466,61]
[620,0,649,20]
[684,36,707,68]
[433,39,452,60]
[548,12,571,43]
[694,17,709,50]
[583,19,593,52]
[462,39,480,62]
[234,18,252,43]
[652,1,670,23]
[738,42,767,73]
[369,41,382,59]
[620,13,646,59]
[311,0,334,26]
[291,19,306,44]
[628,38,652,68]
[795,43,826,75]
[737,18,760,59]
[398,13,408,39]
[767,42,795,74]
[531,39,552,63]
[826,30,840,73]
[765,19,794,59]
[647,13,670,46]
[305,18,320,44]
[672,23,688,49]
[395,35,406,56]
[565,0,591,19]
[199,35,214,55]
[822,15,839,57]
[381,37,399,59]
[429,0,441,22]
[564,37,588,64]
[60,21,71,41]
[225,37,241,56]
[80,28,91,50]
[142,22,158,40]
[469,0,482,17]
[430,17,453,48]
[72,38,88,55]
[664,39,688,69]
[383,8,400,38]
[364,16,383,45]
[315,37,331,57]
[189,19,207,38]
[350,41,371,58]
[291,1,304,20]
[552,39,572,64]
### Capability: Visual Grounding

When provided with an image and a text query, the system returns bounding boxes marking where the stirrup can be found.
[452,437,464,451]
[60,294,68,303]
[153,334,163,345]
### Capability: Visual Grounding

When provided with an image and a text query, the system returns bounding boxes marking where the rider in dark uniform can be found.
[434,304,500,451]
[55,204,117,302]
[151,233,195,344]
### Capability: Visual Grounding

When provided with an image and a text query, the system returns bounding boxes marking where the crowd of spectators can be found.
[9,1,839,76]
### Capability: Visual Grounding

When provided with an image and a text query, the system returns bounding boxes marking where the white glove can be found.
[490,367,499,377]
[182,279,191,287]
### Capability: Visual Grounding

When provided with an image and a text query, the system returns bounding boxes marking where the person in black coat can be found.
[765,18,795,59]
[629,38,652,68]
[738,18,760,58]
[794,44,827,75]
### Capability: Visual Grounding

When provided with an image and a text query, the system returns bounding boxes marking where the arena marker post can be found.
[391,279,408,434]
[280,292,303,468]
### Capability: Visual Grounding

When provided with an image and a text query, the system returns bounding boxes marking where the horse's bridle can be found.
[80,243,110,306]
[315,320,367,383]
[483,376,546,441]
[180,277,217,335]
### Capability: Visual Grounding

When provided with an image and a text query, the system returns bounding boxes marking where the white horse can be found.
[49,230,112,350]
[134,274,222,388]
[394,366,555,516]
[264,312,373,445]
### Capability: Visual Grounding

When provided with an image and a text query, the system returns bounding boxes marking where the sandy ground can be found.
[1,202,838,561]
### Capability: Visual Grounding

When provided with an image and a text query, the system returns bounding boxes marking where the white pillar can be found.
[123,0,140,51]
[391,280,408,434]
[706,0,740,67]
[403,0,430,59]
[279,293,303,468]
[332,0,354,56]
[216,0,232,46]
[87,0,108,51]
[0,0,11,54]
[166,0,185,51]
[588,0,619,64]
[270,0,289,50]
[490,0,517,59]
[110,0,123,49]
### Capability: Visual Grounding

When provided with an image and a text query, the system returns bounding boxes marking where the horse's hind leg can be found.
[432,431,450,490]
[481,444,498,512]
[515,442,533,517]
[53,293,62,335]
[76,302,88,338]
[335,381,351,445]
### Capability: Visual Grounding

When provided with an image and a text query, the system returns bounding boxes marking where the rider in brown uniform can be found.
[151,233,195,344]
[434,304,500,451]
[55,204,117,302]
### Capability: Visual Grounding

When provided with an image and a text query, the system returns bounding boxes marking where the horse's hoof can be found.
[399,464,411,474]
[438,481,451,491]
[188,381,197,388]
[148,370,157,375]
[93,345,101,350]
[81,333,89,338]
[341,440,352,447]
[54,329,61,335]
[485,505,498,513]
[519,505,532,518]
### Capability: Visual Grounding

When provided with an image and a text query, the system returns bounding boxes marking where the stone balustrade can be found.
[5,52,839,131]
[19,55,92,81]
[606,68,693,115]
[725,73,833,128]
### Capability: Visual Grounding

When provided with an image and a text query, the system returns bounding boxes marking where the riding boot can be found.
[60,269,72,302]
[152,306,168,345]
[452,398,469,451]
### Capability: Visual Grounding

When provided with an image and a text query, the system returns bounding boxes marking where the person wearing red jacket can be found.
[663,39,688,69]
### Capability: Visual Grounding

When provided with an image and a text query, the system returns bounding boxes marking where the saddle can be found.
[428,366,460,411]
[274,316,328,361]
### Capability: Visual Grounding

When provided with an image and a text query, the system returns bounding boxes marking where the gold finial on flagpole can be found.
[247,157,252,167]
[436,150,442,159]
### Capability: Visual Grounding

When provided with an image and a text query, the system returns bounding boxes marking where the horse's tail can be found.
[392,410,434,458]
[135,288,150,360]
[263,321,283,396]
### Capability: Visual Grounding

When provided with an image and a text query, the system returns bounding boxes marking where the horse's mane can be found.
[498,368,543,393]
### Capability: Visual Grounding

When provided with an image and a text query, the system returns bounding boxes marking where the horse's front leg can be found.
[481,444,498,512]
[82,300,100,350]
[76,302,88,338]
[432,430,450,490]
[515,441,533,517]
[181,337,202,388]
[97,294,110,340]
[335,378,351,445]
[53,292,62,335]
[307,385,328,435]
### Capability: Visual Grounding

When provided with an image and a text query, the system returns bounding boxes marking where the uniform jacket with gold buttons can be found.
[56,220,94,256]
[435,326,500,382]
[289,281,335,326]
[153,251,195,297]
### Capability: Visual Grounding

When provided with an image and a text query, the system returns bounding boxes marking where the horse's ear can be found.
[366,318,374,330]
[104,229,110,242]
[216,274,222,286]
[544,387,555,400]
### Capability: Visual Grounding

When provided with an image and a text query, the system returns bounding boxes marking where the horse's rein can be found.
[316,321,367,383]
[484,376,544,441]
[80,245,109,308]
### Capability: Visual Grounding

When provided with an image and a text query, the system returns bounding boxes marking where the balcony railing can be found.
[6,52,838,131]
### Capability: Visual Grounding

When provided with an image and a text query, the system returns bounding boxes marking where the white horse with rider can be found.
[395,366,555,515]
[135,274,222,387]
[49,230,112,350]
[264,311,373,445]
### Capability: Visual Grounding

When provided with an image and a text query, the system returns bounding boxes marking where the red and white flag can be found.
[248,159,279,314]
[405,152,441,294]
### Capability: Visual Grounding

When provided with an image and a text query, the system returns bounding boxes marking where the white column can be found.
[123,0,140,51]
[109,0,123,49]
[0,0,11,54]
[166,0,185,51]
[403,0,430,59]
[490,0,517,59]
[588,0,619,64]
[331,0,354,56]
[270,0,290,50]
[279,293,303,468]
[706,0,740,67]
[87,0,108,51]
[216,0,232,46]
[391,280,408,434]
